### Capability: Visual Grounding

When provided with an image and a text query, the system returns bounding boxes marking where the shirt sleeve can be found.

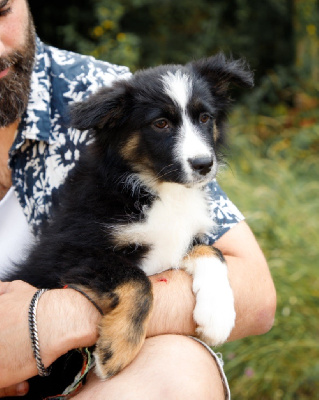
[204,179,244,244]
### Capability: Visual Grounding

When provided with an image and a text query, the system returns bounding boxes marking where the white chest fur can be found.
[115,183,214,276]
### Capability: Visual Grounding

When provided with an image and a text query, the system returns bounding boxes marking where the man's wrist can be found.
[37,289,101,367]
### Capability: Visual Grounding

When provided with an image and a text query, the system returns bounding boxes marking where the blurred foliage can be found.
[28,0,319,398]
[218,99,319,399]
[29,0,319,110]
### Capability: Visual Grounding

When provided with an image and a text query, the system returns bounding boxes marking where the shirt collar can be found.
[12,37,52,153]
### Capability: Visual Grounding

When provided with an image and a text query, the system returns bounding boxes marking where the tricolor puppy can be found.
[7,53,253,391]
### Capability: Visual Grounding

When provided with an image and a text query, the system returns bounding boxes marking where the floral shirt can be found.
[9,37,243,241]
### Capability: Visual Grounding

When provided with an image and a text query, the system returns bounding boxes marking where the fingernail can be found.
[16,382,28,396]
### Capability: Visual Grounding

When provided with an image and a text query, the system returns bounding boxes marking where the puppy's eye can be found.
[199,113,211,124]
[153,119,169,129]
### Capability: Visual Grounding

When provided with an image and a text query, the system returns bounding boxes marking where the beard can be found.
[0,14,36,128]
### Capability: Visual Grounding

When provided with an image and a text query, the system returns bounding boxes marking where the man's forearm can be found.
[215,221,276,341]
[146,262,275,342]
[146,222,276,342]
[224,254,276,341]
[147,270,196,337]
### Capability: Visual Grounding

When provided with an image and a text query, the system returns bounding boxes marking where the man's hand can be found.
[0,281,38,389]
[0,280,100,389]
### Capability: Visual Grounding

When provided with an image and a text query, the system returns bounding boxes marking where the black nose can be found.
[188,156,214,176]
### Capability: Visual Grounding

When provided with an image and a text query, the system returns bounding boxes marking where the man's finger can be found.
[0,381,29,397]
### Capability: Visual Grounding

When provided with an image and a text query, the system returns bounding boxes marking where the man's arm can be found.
[217,221,276,340]
[0,220,276,390]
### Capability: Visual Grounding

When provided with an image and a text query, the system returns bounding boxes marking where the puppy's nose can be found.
[188,156,214,176]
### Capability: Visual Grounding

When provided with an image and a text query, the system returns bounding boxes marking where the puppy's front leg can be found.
[70,278,153,380]
[182,245,236,346]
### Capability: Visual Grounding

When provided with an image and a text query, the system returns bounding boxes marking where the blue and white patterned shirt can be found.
[9,37,243,241]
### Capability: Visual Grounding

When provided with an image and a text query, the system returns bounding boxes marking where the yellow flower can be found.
[117,33,126,42]
[93,26,104,37]
[306,24,316,36]
[103,20,115,30]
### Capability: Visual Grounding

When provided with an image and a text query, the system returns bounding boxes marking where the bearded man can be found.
[0,0,276,399]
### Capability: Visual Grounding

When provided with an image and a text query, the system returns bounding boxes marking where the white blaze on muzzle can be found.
[161,70,215,182]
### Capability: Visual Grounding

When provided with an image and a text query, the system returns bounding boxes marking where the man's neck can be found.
[0,121,19,200]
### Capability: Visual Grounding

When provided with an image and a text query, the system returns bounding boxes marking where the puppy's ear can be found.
[69,84,128,131]
[189,53,254,95]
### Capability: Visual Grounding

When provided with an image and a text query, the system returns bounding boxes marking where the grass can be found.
[217,100,319,399]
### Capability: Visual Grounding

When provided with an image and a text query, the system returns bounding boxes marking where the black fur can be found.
[5,53,253,399]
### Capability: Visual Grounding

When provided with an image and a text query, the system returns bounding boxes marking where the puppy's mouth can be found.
[184,174,216,189]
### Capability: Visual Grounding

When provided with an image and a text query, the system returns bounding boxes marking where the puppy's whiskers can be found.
[155,164,178,181]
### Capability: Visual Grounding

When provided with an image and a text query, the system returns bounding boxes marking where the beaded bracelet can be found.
[28,289,52,377]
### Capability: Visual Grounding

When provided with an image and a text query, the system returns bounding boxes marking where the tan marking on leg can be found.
[186,244,218,259]
[94,281,153,380]
[69,282,153,379]
[182,245,225,274]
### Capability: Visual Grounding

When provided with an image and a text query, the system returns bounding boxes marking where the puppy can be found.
[7,53,253,396]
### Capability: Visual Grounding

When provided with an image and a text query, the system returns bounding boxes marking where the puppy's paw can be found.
[94,321,145,380]
[193,268,236,346]
[189,253,236,346]
[92,281,152,380]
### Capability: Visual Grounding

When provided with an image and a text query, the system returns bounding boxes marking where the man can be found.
[0,0,276,398]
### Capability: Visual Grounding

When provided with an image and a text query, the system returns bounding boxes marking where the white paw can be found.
[192,257,236,346]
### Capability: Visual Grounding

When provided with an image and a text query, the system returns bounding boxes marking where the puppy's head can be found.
[70,53,253,189]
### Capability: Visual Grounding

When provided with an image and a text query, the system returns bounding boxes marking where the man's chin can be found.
[0,81,29,128]
[0,62,34,128]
